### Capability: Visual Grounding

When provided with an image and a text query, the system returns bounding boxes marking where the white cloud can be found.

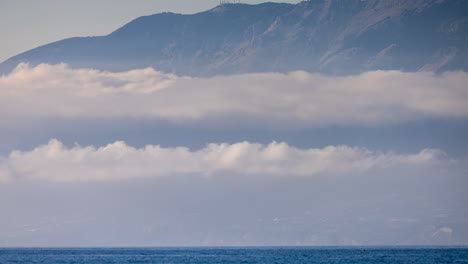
[439,227,453,234]
[432,226,454,237]
[1,139,443,182]
[1,63,467,126]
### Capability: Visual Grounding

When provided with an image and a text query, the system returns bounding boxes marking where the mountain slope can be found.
[1,0,467,76]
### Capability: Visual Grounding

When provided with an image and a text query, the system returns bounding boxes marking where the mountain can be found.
[1,0,467,76]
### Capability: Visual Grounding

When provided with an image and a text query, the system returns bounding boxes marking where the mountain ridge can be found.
[1,0,467,76]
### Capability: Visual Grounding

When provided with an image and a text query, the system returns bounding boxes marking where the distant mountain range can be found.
[1,0,467,76]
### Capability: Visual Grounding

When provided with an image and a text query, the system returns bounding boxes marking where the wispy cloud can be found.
[0,139,443,182]
[1,63,467,126]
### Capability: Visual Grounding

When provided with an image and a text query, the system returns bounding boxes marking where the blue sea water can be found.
[0,247,467,264]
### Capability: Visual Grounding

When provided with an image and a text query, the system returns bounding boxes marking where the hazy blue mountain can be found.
[1,0,467,76]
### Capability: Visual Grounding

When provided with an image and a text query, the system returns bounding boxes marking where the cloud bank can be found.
[1,63,468,126]
[0,139,442,182]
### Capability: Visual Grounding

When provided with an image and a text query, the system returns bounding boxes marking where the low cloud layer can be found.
[1,63,468,126]
[0,139,442,182]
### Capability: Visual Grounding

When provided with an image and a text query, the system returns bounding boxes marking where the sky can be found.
[0,0,301,62]
[0,0,467,247]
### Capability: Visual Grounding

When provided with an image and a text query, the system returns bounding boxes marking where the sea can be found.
[0,247,467,264]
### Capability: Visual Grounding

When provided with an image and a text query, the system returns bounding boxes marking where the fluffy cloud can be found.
[0,139,443,182]
[1,63,467,126]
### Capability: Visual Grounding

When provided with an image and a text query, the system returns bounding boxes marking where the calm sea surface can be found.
[0,247,467,264]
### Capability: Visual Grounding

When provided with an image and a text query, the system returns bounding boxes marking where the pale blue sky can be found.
[0,0,301,62]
